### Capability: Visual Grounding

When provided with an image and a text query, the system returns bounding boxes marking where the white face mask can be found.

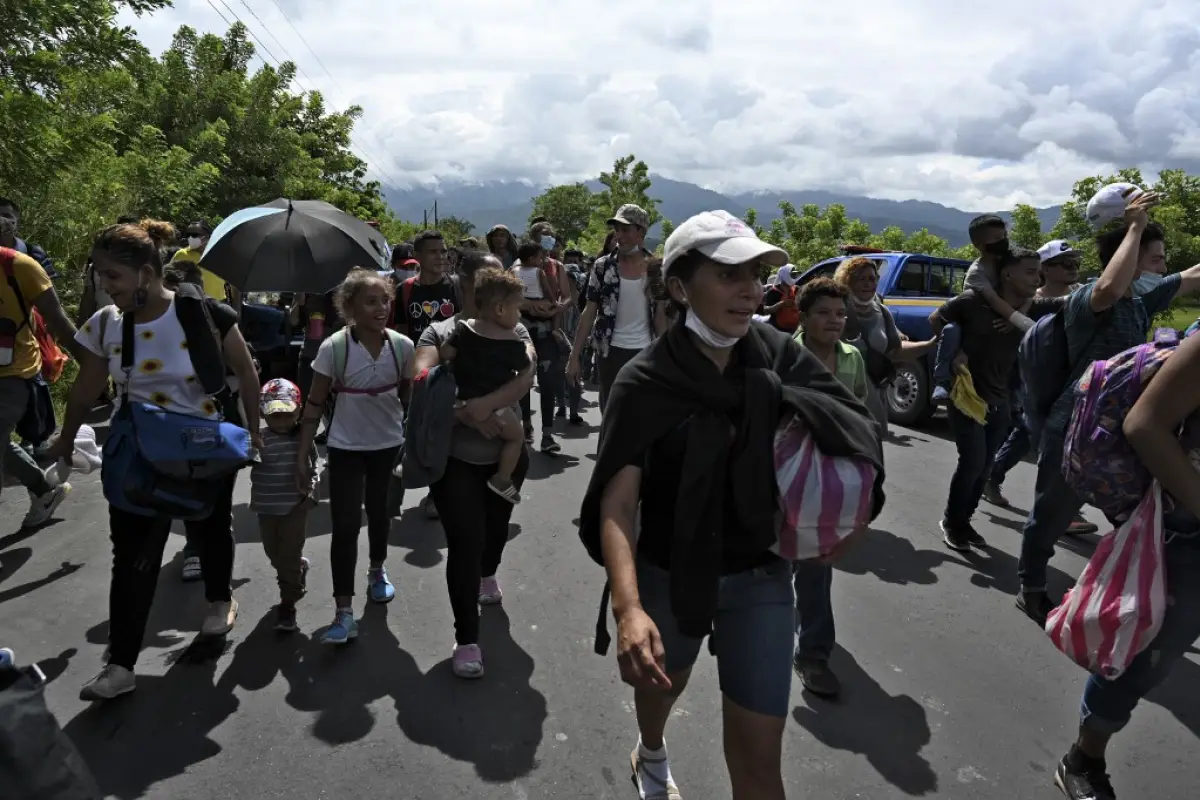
[187,236,203,250]
[1132,271,1163,296]
[683,306,742,349]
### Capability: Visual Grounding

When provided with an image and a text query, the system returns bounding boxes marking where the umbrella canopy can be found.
[200,200,388,293]
[259,198,391,263]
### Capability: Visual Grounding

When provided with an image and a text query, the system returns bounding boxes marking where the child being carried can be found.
[439,267,532,504]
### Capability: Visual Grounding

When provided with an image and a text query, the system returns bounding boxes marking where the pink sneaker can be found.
[452,644,484,679]
[478,576,503,605]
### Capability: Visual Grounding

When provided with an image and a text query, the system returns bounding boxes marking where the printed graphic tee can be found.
[399,277,461,342]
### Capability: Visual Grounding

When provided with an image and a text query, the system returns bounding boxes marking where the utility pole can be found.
[434,200,439,228]
[423,210,428,228]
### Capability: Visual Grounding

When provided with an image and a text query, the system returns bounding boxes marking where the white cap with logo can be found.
[1085,182,1145,229]
[663,210,788,275]
[1037,240,1077,262]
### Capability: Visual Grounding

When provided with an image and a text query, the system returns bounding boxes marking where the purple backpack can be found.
[1062,328,1187,522]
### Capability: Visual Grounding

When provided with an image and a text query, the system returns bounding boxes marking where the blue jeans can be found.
[932,324,962,385]
[1080,536,1200,734]
[1017,430,1084,591]
[945,403,1012,527]
[991,416,1031,487]
[793,560,835,661]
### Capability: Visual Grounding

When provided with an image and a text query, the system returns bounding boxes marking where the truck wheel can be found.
[888,360,934,427]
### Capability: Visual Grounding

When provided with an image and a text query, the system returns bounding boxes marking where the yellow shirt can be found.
[171,248,227,300]
[0,249,52,379]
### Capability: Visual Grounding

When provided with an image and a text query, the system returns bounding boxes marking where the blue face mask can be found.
[1132,272,1164,296]
[540,235,555,251]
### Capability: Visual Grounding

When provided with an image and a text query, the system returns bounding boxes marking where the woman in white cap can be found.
[579,211,884,799]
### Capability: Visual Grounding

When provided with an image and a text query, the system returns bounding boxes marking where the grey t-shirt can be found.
[417,317,533,465]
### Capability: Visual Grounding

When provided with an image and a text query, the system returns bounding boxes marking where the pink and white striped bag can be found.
[772,415,878,561]
[1045,483,1167,680]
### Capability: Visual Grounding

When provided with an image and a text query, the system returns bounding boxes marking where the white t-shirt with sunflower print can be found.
[77,299,237,420]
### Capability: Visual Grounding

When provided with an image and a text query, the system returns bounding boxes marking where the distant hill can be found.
[382,175,1061,248]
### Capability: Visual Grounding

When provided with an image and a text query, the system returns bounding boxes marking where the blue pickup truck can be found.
[794,248,973,427]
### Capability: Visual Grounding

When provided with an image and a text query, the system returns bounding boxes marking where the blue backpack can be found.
[100,284,253,520]
[1018,302,1109,442]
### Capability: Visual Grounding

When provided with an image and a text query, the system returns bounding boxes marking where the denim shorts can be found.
[636,557,796,718]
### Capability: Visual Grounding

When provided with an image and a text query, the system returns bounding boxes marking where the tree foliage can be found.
[529,183,593,245]
[527,156,663,252]
[2,7,406,293]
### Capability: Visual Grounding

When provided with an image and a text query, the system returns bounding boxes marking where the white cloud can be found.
[123,0,1200,210]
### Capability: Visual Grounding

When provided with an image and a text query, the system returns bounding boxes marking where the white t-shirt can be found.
[77,301,228,420]
[514,263,544,299]
[312,330,413,451]
[611,277,652,349]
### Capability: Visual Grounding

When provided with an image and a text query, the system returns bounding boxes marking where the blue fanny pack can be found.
[100,285,252,520]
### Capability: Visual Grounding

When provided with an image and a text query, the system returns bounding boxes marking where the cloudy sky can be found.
[123,0,1200,211]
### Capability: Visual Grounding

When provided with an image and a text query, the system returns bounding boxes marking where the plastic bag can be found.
[772,414,878,561]
[1045,483,1167,680]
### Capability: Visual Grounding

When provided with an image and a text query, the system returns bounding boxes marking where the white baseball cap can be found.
[775,264,799,286]
[1037,240,1077,263]
[663,210,788,275]
[1085,182,1145,229]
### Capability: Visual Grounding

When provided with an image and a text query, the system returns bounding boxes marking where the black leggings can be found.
[327,446,400,598]
[107,476,236,670]
[429,453,528,645]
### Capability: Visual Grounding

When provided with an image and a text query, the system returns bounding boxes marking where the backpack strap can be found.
[401,277,417,319]
[1,249,31,332]
[329,328,351,390]
[383,329,408,396]
[173,283,229,399]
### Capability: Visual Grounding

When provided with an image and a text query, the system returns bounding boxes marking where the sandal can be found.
[487,477,521,504]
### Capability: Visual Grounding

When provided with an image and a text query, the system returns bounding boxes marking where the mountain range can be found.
[382,175,1062,248]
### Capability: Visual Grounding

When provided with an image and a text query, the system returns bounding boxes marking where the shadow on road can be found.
[792,645,937,796]
[837,528,971,586]
[525,452,580,481]
[1148,655,1200,744]
[230,502,333,546]
[390,508,448,568]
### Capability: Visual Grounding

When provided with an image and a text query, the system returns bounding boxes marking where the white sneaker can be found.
[201,599,238,636]
[22,484,71,528]
[80,664,135,701]
[631,743,682,800]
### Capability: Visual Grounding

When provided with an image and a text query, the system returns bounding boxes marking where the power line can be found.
[205,0,402,188]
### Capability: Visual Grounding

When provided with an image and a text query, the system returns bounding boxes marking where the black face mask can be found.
[983,238,1010,257]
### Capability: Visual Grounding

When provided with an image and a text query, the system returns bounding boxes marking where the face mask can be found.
[683,304,743,349]
[983,238,1010,257]
[540,235,555,251]
[0,217,16,239]
[187,237,203,250]
[1132,272,1164,296]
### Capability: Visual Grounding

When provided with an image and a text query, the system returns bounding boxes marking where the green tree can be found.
[1009,203,1046,250]
[436,215,476,244]
[529,183,593,244]
[578,155,663,251]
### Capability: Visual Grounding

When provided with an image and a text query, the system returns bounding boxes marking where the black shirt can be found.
[937,290,1064,406]
[631,365,778,575]
[398,277,461,342]
[448,323,530,400]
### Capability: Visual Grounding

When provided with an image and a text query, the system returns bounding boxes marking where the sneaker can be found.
[0,647,14,669]
[479,576,503,605]
[22,484,71,528]
[931,384,951,405]
[540,433,562,454]
[452,643,484,679]
[555,408,567,419]
[201,599,238,636]
[1066,517,1100,536]
[794,656,841,699]
[962,523,988,549]
[299,556,310,594]
[523,425,535,444]
[569,414,585,426]
[274,605,298,633]
[940,520,971,552]
[630,743,682,800]
[1016,590,1056,625]
[982,480,1010,508]
[1055,751,1116,799]
[181,555,203,583]
[80,664,136,701]
[368,567,395,604]
[321,610,358,645]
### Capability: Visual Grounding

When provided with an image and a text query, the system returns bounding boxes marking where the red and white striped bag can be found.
[1045,483,1168,680]
[772,414,878,560]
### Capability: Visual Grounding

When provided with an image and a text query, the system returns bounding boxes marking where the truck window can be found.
[893,259,927,295]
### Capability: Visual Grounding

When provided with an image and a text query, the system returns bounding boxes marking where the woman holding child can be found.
[415,250,537,679]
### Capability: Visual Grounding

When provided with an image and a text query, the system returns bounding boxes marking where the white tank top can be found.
[611,277,652,349]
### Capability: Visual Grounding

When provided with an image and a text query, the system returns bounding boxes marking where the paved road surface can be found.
[3,389,1197,799]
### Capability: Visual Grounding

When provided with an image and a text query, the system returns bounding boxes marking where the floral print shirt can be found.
[584,250,663,356]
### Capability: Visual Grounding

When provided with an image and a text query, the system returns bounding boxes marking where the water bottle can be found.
[306,311,325,341]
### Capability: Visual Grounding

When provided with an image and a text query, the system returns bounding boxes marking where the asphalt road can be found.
[2,390,1197,799]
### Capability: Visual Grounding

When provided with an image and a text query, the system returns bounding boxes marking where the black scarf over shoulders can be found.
[579,318,886,653]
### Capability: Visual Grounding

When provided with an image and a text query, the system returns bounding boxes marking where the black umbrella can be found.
[200,200,388,292]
